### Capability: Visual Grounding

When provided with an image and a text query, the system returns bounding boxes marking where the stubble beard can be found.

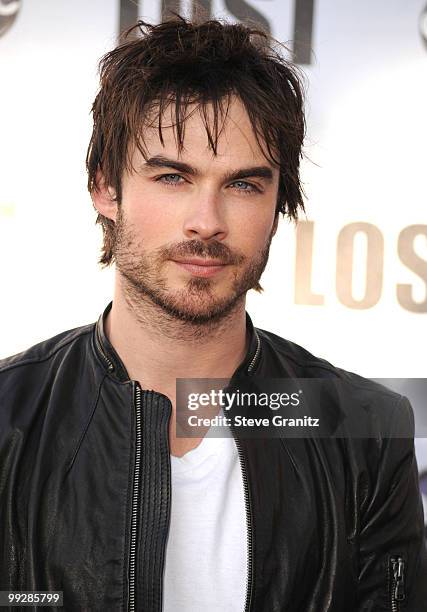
[112,208,274,332]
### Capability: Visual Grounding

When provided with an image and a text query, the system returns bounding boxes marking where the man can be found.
[1,15,426,612]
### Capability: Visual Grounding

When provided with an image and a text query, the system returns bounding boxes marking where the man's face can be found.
[108,96,280,325]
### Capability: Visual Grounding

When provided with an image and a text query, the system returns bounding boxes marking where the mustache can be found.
[166,240,244,265]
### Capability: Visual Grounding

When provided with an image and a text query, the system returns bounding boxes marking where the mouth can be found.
[172,259,229,278]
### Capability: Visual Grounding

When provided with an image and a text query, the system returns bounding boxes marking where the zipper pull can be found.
[392,557,405,601]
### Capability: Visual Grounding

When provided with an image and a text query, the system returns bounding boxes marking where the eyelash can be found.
[155,174,260,194]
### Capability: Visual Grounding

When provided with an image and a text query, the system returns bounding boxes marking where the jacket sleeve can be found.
[356,395,427,611]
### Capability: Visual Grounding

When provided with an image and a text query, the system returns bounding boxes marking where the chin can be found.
[160,292,239,321]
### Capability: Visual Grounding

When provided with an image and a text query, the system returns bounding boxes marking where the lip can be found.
[173,258,228,266]
[172,259,228,278]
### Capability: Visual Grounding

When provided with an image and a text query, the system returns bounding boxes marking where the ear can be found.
[91,169,118,223]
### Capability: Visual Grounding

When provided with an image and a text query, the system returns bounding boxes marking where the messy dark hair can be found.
[86,14,306,267]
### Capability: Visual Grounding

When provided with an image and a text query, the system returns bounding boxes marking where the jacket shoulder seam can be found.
[0,326,94,375]
[256,328,401,400]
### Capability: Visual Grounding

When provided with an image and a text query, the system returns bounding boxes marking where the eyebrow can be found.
[140,155,274,183]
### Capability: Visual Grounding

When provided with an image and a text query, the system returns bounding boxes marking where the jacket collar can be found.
[94,301,262,384]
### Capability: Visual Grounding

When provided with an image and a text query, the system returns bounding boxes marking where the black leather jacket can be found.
[1,302,426,611]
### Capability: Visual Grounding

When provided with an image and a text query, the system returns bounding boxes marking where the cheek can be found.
[122,189,178,239]
[233,211,275,253]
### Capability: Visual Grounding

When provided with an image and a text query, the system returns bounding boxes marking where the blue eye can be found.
[157,174,184,185]
[231,181,257,193]
[155,175,259,193]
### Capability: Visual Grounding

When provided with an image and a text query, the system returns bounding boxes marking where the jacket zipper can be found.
[227,330,260,612]
[95,326,115,372]
[127,329,260,611]
[230,425,255,612]
[247,331,261,374]
[128,382,142,612]
[389,556,405,612]
[96,322,140,608]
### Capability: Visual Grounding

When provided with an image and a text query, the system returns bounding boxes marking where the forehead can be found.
[135,95,277,168]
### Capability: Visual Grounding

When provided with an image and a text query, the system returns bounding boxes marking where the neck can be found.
[104,274,250,395]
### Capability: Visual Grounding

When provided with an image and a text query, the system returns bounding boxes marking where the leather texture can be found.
[1,301,426,611]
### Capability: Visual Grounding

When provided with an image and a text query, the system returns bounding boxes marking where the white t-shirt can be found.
[162,422,248,611]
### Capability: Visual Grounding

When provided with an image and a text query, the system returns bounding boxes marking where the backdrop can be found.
[1,0,426,522]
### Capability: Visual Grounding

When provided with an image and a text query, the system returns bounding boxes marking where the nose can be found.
[182,187,228,241]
